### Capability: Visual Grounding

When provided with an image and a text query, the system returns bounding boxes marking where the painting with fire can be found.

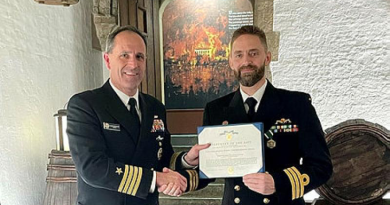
[162,0,253,109]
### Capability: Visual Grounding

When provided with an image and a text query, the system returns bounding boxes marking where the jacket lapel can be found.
[226,90,249,124]
[253,81,283,131]
[101,81,141,144]
[131,93,158,163]
[137,93,154,147]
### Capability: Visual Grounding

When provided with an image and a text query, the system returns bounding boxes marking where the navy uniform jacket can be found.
[202,82,333,205]
[67,81,195,205]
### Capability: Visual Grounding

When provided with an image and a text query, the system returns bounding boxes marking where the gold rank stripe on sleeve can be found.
[283,166,311,200]
[117,165,143,196]
[186,170,199,191]
[283,168,296,200]
[169,152,183,170]
[289,167,301,197]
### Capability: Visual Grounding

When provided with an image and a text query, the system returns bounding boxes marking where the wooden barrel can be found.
[43,150,77,205]
[317,119,390,205]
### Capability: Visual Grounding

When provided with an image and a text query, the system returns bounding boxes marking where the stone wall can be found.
[272,0,390,131]
[0,0,389,204]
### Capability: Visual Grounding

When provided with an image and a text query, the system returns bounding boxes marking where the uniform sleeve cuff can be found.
[149,171,156,193]
[181,153,198,169]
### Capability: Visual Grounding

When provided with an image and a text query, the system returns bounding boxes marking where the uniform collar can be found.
[240,80,268,111]
[109,79,139,109]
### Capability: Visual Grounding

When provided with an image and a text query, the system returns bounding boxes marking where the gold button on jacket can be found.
[234,185,240,191]
[234,197,240,204]
[263,198,270,204]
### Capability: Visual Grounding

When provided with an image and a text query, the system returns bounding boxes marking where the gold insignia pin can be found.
[115,167,123,175]
[276,118,292,124]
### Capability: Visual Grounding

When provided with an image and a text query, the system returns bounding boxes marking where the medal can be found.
[157,148,163,160]
[265,129,276,149]
[267,139,276,149]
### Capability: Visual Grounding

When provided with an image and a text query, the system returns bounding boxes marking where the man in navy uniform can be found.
[185,25,333,205]
[67,26,199,205]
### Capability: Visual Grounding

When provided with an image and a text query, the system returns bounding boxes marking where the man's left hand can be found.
[242,173,276,195]
[184,143,211,166]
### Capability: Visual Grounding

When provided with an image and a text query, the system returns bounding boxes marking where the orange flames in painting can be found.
[162,0,253,108]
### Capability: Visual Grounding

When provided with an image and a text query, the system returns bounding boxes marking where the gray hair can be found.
[105,25,147,53]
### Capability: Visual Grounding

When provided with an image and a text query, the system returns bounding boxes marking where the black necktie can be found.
[246,97,257,121]
[128,98,140,139]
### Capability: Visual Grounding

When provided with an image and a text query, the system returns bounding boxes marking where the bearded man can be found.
[183,25,333,205]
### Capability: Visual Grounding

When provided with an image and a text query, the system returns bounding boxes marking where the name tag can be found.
[103,122,121,131]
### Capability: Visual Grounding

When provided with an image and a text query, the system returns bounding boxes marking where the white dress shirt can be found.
[109,80,156,193]
[240,80,268,113]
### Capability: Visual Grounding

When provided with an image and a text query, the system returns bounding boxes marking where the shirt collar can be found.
[109,79,139,109]
[240,80,268,109]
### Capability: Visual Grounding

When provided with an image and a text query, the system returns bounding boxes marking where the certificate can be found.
[197,123,264,179]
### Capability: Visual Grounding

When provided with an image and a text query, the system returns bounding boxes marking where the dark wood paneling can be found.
[166,110,204,134]
[119,0,161,100]
[119,0,129,25]
[129,1,137,26]
[144,0,156,97]
[152,0,162,100]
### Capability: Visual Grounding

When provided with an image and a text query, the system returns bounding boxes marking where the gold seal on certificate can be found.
[197,123,265,179]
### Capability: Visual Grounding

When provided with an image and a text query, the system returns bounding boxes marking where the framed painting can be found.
[162,0,253,110]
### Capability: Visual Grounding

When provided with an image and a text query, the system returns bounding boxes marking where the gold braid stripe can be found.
[127,166,138,195]
[117,165,143,196]
[283,168,297,200]
[284,166,311,199]
[192,170,197,191]
[194,170,199,190]
[186,170,194,191]
[186,170,199,191]
[131,167,143,195]
[123,166,134,193]
[118,165,129,192]
[291,167,310,197]
[287,167,301,198]
[169,152,183,170]
[291,167,304,197]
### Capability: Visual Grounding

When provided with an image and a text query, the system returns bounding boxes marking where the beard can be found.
[234,63,265,87]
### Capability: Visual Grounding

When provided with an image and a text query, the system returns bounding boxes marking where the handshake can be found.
[155,143,210,196]
[156,167,187,197]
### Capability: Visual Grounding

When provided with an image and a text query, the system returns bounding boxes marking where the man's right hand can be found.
[156,167,187,196]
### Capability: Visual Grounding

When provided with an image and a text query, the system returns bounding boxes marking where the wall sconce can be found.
[54,109,69,151]
[34,0,79,7]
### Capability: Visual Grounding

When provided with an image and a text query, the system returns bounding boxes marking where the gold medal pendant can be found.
[267,139,276,149]
[157,148,163,160]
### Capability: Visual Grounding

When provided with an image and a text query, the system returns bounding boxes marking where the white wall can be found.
[0,0,103,204]
[0,0,389,204]
[272,0,390,131]
[272,0,390,200]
